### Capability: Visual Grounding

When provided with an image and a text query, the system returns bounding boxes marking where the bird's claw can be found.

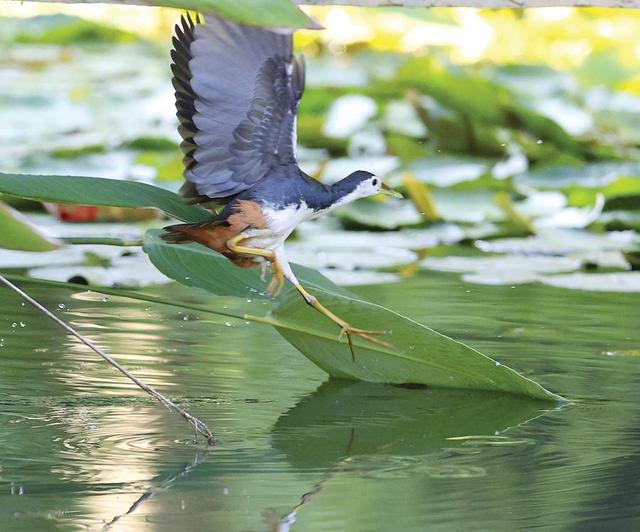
[338,325,394,362]
[265,261,285,297]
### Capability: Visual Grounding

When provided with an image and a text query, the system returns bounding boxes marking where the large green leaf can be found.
[17,0,317,29]
[0,173,209,223]
[143,230,562,401]
[143,229,347,300]
[0,201,61,252]
[273,289,562,400]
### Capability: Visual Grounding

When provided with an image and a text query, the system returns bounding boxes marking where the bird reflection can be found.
[266,380,554,530]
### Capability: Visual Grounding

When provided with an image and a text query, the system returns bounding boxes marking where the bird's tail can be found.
[161,222,211,244]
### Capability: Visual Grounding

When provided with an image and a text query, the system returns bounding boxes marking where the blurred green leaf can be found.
[567,176,640,209]
[494,192,535,236]
[516,162,640,190]
[397,57,580,154]
[135,152,184,181]
[0,201,61,252]
[17,0,317,29]
[338,198,424,230]
[297,115,348,156]
[14,14,137,44]
[0,173,210,223]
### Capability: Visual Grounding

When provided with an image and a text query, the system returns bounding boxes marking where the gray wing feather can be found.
[171,14,304,201]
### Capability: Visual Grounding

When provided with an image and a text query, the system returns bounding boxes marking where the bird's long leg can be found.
[273,246,392,361]
[227,233,284,297]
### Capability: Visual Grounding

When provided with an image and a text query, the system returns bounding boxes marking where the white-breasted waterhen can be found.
[163,14,402,359]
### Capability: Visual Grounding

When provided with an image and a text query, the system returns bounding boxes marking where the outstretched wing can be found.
[171,14,305,203]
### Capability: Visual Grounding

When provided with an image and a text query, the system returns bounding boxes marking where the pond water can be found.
[1,272,639,530]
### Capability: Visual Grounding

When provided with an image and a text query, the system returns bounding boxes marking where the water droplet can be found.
[19,322,26,328]
[244,321,250,325]
[183,315,190,321]
[57,303,66,310]
[102,297,109,303]
[184,276,190,280]
[536,139,543,144]
[224,321,233,327]
[0,338,4,348]
[20,302,25,307]
[246,299,252,303]
[495,361,501,367]
[11,322,17,328]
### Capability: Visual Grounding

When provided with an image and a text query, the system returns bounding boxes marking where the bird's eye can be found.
[372,178,378,186]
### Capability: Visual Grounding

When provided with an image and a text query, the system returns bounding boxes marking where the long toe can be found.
[265,272,285,297]
[347,326,390,336]
[340,325,395,351]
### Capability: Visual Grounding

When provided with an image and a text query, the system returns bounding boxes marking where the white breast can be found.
[246,201,315,251]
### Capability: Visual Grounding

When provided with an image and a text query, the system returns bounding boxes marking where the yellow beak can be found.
[380,182,403,199]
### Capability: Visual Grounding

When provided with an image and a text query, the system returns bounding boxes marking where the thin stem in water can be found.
[0,274,215,446]
[62,236,143,246]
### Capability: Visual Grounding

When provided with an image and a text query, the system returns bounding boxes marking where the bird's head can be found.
[332,171,402,205]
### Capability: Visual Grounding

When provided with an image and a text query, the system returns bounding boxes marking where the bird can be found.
[163,14,401,358]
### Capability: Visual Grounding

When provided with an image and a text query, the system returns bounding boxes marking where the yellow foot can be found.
[293,282,394,361]
[338,325,393,362]
[265,260,285,297]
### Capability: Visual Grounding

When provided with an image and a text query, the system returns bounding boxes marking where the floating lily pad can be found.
[337,199,424,229]
[320,156,400,185]
[319,269,401,287]
[323,95,377,139]
[297,218,467,249]
[0,245,123,269]
[515,162,640,190]
[421,255,581,286]
[392,156,492,188]
[383,100,427,138]
[28,253,170,288]
[541,272,640,293]
[287,244,417,271]
[476,228,638,255]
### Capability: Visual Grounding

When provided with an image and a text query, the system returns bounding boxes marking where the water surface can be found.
[1,272,639,531]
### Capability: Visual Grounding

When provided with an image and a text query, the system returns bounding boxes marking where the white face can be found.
[328,175,385,212]
[354,175,382,198]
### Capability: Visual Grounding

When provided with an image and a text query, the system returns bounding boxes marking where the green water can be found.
[1,272,639,531]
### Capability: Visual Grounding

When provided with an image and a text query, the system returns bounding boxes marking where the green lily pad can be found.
[541,272,640,293]
[515,162,640,190]
[390,156,492,188]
